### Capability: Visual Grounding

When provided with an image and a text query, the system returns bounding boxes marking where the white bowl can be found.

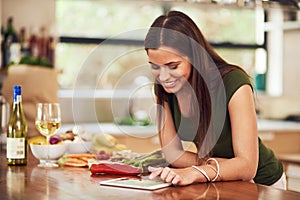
[30,143,67,161]
[64,141,93,154]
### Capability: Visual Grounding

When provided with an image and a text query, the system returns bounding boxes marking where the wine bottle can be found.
[6,85,28,166]
[0,93,10,150]
[2,17,19,67]
[19,27,30,57]
[1,25,6,68]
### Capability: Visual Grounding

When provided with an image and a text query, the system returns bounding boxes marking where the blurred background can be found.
[1,0,300,192]
[1,0,300,123]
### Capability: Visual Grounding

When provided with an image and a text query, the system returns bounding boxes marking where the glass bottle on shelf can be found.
[1,17,19,68]
[0,93,9,150]
[19,27,30,58]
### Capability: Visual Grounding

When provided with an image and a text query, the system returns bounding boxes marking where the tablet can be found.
[99,177,172,190]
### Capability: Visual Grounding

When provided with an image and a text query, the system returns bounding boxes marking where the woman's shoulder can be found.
[223,69,253,102]
[224,69,251,81]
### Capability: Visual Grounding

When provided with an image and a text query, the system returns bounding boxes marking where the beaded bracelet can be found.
[205,158,220,182]
[192,165,210,182]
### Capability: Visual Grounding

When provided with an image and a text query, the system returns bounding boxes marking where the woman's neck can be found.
[176,88,192,117]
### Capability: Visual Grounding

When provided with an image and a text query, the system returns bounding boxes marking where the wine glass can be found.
[35,103,61,167]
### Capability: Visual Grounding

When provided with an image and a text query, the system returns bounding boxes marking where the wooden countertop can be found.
[1,147,300,200]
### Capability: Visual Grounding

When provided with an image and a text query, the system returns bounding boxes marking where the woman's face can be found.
[148,47,191,94]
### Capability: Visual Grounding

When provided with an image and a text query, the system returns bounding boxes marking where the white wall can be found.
[283,29,300,96]
[257,28,300,119]
[257,10,300,119]
[1,0,55,36]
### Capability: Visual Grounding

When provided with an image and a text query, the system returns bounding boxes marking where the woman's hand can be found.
[148,166,201,186]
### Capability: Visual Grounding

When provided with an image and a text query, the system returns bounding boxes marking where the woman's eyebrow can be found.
[149,61,181,66]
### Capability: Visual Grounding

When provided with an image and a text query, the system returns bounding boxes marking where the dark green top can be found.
[166,70,283,185]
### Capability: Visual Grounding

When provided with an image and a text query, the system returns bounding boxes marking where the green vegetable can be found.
[57,155,68,166]
[114,117,151,126]
[122,150,169,173]
[18,55,53,68]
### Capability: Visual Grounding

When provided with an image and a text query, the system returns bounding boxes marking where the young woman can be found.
[144,10,286,190]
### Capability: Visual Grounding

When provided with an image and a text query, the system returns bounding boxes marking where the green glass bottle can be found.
[6,85,28,166]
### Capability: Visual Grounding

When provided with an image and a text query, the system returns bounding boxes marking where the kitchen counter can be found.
[1,148,300,200]
[60,123,160,153]
[60,119,300,154]
[256,119,300,155]
[61,119,300,136]
[60,123,158,137]
[258,119,300,132]
[279,154,300,165]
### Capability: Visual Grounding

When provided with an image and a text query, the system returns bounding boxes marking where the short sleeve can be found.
[223,70,253,104]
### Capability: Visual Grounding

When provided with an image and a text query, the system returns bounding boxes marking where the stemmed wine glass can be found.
[35,103,61,167]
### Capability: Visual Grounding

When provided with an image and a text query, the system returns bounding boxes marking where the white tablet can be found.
[100,177,172,190]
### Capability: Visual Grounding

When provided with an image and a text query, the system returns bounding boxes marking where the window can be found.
[55,0,266,91]
[55,0,162,89]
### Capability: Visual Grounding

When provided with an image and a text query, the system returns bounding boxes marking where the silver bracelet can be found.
[205,158,220,182]
[192,165,210,182]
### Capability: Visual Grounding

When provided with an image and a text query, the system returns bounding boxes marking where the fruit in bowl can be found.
[30,143,67,162]
[64,140,93,154]
[58,126,94,154]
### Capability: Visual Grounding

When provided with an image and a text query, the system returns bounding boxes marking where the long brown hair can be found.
[145,11,246,159]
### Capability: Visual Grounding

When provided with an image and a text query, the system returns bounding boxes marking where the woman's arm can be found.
[196,85,258,181]
[191,84,258,183]
[150,84,258,185]
[214,84,258,181]
[159,101,199,168]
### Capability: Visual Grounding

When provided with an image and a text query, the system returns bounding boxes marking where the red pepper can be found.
[90,163,142,175]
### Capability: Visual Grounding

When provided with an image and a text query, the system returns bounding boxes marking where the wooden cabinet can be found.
[259,131,300,155]
[116,120,300,155]
[258,119,300,155]
[278,154,300,192]
[60,123,161,154]
[114,135,160,154]
[114,135,197,154]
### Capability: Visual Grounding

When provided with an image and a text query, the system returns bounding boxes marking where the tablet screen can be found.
[100,177,171,190]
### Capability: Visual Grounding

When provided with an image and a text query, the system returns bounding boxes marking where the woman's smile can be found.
[148,47,191,94]
[163,80,178,88]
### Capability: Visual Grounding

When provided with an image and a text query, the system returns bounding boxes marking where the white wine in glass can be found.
[35,121,61,137]
[35,103,61,167]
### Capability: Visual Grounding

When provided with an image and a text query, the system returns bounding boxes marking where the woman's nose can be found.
[159,68,170,81]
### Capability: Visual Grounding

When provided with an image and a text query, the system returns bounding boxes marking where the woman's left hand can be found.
[148,166,198,186]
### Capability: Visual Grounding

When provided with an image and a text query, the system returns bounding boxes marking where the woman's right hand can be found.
[148,166,164,179]
[148,166,201,186]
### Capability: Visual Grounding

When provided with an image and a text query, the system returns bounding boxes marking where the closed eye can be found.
[150,62,160,70]
[149,61,181,70]
[169,64,178,70]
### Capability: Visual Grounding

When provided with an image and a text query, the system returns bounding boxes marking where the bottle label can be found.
[14,95,22,104]
[6,138,25,159]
